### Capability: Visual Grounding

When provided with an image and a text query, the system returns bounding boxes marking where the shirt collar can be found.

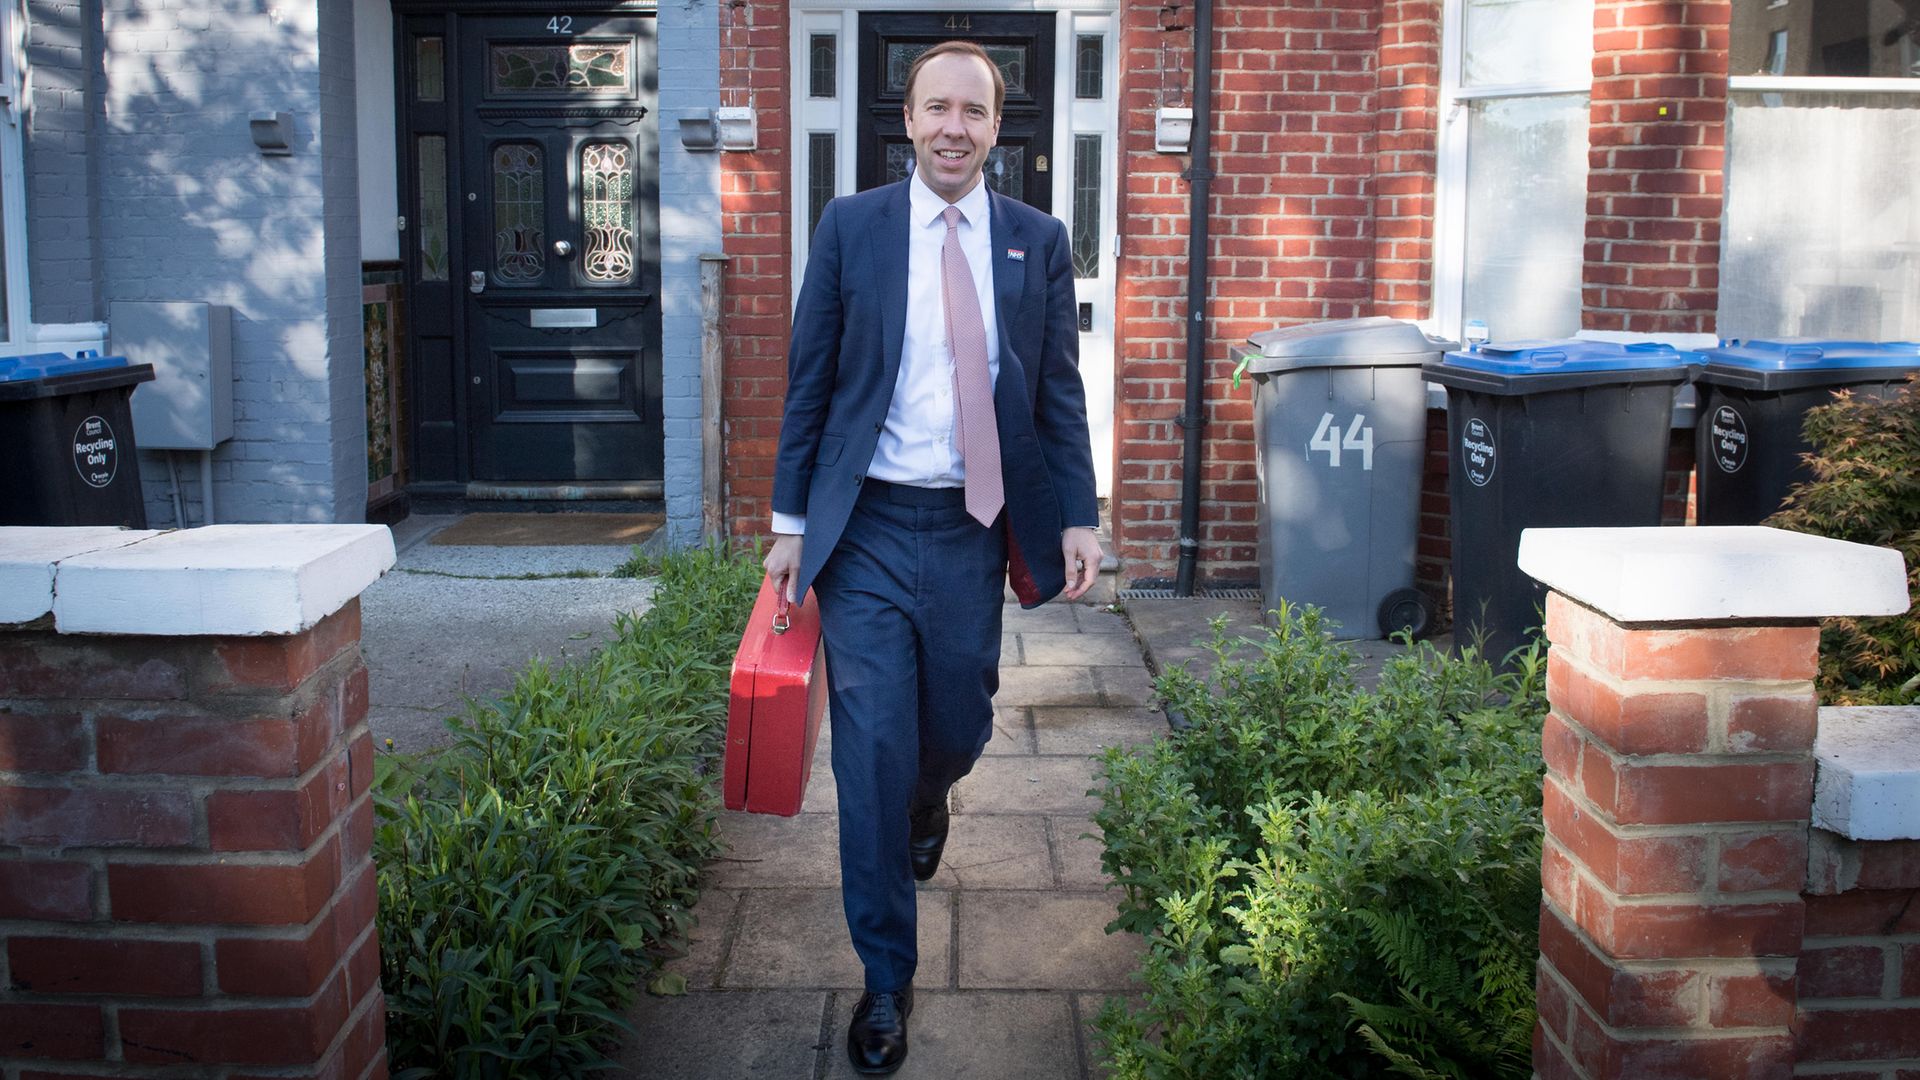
[910,169,991,232]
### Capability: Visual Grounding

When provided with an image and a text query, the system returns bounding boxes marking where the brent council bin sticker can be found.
[1461,417,1496,487]
[72,415,119,489]
[1710,405,1748,474]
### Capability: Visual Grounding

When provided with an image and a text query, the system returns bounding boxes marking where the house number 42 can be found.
[547,16,574,34]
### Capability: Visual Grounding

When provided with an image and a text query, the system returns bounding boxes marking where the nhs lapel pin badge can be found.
[1006,248,1026,262]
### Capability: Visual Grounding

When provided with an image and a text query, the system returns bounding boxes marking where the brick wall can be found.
[1110,0,1386,585]
[1583,0,1730,335]
[1371,0,1439,320]
[1796,831,1920,1073]
[719,0,793,540]
[0,602,385,1077]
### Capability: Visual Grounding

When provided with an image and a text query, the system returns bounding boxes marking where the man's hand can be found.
[764,534,804,604]
[1061,527,1102,601]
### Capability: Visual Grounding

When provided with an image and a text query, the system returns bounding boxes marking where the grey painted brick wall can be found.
[657,1,720,548]
[36,0,366,524]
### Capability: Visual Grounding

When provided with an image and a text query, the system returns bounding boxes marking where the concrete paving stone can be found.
[1030,706,1166,756]
[708,811,843,889]
[1019,632,1149,667]
[660,888,740,990]
[726,888,951,990]
[953,756,1101,816]
[1001,603,1083,633]
[995,665,1103,708]
[1074,604,1136,634]
[1093,666,1159,707]
[802,759,840,816]
[1050,817,1114,890]
[823,991,1082,1080]
[958,892,1142,990]
[616,989,828,1079]
[922,814,1054,890]
[985,706,1034,755]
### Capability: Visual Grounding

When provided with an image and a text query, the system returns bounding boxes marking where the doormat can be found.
[429,512,664,547]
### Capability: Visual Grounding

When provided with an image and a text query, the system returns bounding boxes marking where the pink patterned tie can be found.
[941,205,1004,528]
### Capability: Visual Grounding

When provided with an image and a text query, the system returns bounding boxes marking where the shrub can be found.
[1767,374,1920,705]
[1092,604,1546,1079]
[375,544,761,1079]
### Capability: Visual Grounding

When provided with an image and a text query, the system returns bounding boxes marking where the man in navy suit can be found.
[762,40,1101,1075]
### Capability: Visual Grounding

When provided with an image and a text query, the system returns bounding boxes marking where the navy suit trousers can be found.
[813,479,1006,992]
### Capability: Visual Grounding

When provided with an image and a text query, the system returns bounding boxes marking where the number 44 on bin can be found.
[1307,411,1374,470]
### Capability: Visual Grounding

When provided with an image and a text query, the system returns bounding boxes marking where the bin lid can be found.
[1244,316,1455,371]
[0,351,132,383]
[1439,339,1704,376]
[1698,339,1920,371]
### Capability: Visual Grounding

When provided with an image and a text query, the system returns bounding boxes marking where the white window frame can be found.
[1430,0,1592,342]
[0,0,31,348]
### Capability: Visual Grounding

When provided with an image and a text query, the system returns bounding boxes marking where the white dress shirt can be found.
[772,173,999,536]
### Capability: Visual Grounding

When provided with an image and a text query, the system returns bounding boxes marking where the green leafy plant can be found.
[1092,604,1546,1079]
[1767,374,1920,705]
[375,543,761,1079]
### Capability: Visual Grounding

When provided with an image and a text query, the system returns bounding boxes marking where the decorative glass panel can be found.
[1731,0,1920,78]
[885,42,1028,96]
[808,133,835,240]
[1071,135,1101,278]
[1076,35,1104,99]
[1720,92,1920,338]
[1461,95,1588,339]
[416,135,449,281]
[489,41,633,94]
[492,144,545,283]
[579,142,634,284]
[415,37,445,102]
[809,34,837,98]
[983,147,1023,201]
[884,141,915,184]
[1463,0,1592,87]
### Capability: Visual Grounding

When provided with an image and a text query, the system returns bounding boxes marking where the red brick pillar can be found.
[0,525,395,1078]
[1519,526,1910,1080]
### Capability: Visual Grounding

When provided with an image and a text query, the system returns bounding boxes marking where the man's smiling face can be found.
[903,51,1001,204]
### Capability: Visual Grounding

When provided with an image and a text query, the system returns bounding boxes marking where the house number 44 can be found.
[548,16,574,34]
[1307,412,1374,470]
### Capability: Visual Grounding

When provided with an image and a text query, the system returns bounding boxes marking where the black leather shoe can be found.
[908,799,950,882]
[847,987,913,1074]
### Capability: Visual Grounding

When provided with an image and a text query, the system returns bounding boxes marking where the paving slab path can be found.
[618,600,1164,1080]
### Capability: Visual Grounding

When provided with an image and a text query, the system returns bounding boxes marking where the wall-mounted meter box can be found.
[114,301,234,450]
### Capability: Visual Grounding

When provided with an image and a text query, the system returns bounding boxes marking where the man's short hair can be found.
[903,40,1005,119]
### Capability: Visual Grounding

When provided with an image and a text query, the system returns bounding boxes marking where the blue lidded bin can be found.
[1422,339,1701,663]
[0,351,155,527]
[1695,340,1920,525]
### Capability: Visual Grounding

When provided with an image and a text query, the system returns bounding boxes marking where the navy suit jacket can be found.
[772,180,1098,608]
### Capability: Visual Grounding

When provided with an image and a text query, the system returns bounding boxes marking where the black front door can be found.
[400,11,661,488]
[459,14,660,483]
[856,13,1055,211]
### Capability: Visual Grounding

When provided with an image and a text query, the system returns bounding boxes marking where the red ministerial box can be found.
[723,576,828,816]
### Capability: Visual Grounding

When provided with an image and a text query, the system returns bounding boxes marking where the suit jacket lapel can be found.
[987,190,1028,368]
[874,181,911,393]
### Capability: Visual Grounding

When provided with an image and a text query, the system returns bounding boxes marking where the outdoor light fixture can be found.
[679,109,720,151]
[1155,107,1193,153]
[249,111,293,156]
[715,106,757,152]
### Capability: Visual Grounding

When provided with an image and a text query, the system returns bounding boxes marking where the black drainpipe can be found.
[1174,0,1215,596]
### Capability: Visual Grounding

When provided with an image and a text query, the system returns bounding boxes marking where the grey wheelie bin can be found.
[1695,339,1920,525]
[1237,317,1455,639]
[1423,340,1700,664]
[0,352,155,528]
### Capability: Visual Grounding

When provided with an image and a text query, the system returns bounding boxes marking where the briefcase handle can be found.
[772,592,791,635]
